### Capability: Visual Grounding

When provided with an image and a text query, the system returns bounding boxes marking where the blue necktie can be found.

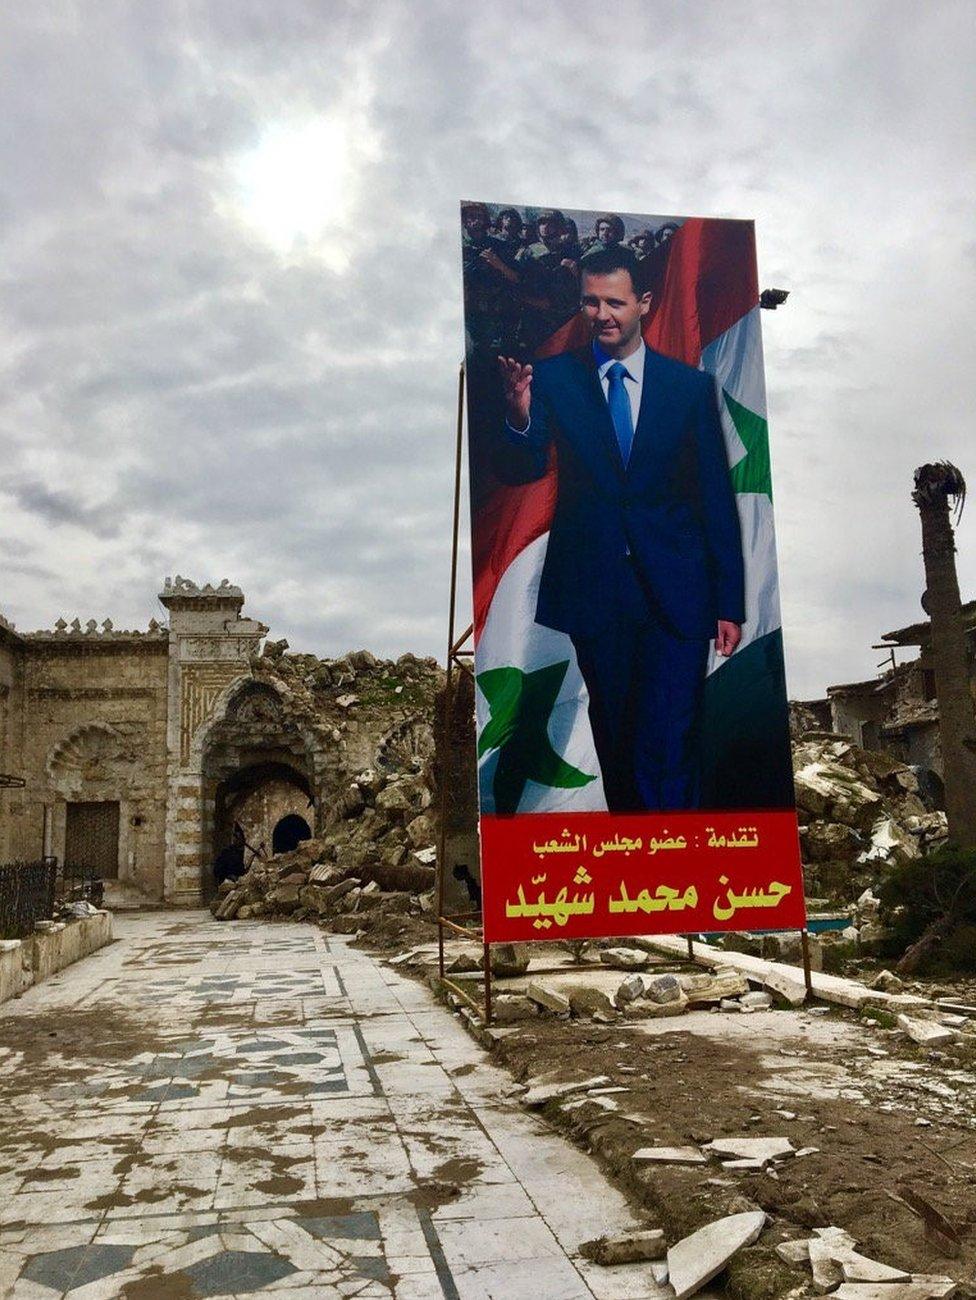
[606,362,634,466]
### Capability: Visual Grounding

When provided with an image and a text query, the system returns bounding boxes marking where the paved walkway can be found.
[0,913,662,1299]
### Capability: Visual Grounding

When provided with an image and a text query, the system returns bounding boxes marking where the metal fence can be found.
[59,862,105,908]
[0,860,57,939]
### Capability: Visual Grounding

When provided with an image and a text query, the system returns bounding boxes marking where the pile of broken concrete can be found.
[255,641,443,725]
[793,735,947,901]
[211,766,437,932]
[457,945,771,1025]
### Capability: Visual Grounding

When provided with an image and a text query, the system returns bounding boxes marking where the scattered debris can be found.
[704,1136,796,1165]
[631,1146,707,1166]
[666,1210,767,1300]
[580,1228,665,1264]
[520,1075,611,1108]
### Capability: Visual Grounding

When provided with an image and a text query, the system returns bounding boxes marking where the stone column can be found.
[159,579,267,905]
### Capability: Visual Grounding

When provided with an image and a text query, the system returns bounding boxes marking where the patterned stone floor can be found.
[0,913,665,1299]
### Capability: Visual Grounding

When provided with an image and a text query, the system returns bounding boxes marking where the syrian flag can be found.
[471,217,792,815]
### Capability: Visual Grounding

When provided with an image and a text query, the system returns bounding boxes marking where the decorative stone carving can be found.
[227,684,284,726]
[180,664,246,763]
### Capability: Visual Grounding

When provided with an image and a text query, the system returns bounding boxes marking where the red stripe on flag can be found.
[644,218,759,362]
[471,218,759,638]
[473,462,557,640]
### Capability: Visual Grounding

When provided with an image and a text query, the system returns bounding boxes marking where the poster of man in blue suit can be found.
[462,202,795,820]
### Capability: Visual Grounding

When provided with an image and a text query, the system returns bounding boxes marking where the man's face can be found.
[538,217,560,243]
[463,210,487,240]
[581,269,651,355]
[596,220,613,243]
[500,214,520,237]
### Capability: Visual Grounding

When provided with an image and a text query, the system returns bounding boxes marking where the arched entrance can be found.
[272,813,312,855]
[214,760,314,866]
[199,681,317,898]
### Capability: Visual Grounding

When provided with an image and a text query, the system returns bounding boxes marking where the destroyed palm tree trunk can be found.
[912,463,976,848]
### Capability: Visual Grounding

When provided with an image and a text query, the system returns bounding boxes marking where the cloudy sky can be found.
[0,1,973,698]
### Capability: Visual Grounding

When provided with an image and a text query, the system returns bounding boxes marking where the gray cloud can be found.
[0,0,973,694]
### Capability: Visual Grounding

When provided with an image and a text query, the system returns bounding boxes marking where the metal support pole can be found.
[800,929,814,999]
[686,936,694,961]
[436,363,466,983]
[483,941,493,1025]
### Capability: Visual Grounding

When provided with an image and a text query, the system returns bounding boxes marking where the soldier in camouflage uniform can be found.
[516,209,581,353]
[461,201,521,359]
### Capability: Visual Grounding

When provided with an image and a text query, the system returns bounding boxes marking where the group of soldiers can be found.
[461,202,678,357]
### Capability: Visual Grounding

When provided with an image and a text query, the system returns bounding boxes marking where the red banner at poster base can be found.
[480,810,805,944]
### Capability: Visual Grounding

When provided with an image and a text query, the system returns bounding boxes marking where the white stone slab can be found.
[763,968,807,1007]
[834,1286,957,1300]
[632,1146,706,1165]
[667,1211,766,1300]
[842,1252,910,1283]
[704,1136,795,1163]
[521,1075,611,1107]
[897,1014,959,1046]
[775,1239,810,1264]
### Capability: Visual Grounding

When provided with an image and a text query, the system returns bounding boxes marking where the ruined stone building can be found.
[819,599,976,790]
[0,578,438,905]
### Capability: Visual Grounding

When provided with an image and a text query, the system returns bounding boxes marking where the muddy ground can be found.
[347,917,976,1297]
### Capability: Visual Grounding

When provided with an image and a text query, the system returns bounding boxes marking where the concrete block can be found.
[764,967,808,1006]
[526,979,571,1014]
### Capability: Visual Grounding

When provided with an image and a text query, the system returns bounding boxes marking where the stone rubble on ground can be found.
[631,1145,707,1165]
[666,1210,767,1300]
[599,946,651,970]
[581,1228,666,1264]
[210,758,438,931]
[704,1135,796,1165]
[897,1013,961,1046]
[772,1225,959,1300]
[519,1074,612,1108]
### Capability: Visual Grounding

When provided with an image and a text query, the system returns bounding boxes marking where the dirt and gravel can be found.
[352,931,976,1299]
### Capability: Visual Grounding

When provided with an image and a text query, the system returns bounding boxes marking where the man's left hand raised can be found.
[715,621,742,658]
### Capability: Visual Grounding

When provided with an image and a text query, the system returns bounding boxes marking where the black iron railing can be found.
[0,860,57,939]
[58,862,104,908]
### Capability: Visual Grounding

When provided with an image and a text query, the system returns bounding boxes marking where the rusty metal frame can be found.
[436,362,493,1024]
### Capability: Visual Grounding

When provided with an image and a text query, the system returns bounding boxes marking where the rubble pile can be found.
[254,642,443,726]
[210,764,439,934]
[792,735,947,899]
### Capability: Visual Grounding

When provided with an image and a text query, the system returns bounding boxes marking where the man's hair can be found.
[497,207,523,229]
[536,208,565,228]
[594,212,625,242]
[461,201,488,223]
[580,245,647,294]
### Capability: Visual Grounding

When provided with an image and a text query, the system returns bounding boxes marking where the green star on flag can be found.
[477,660,597,815]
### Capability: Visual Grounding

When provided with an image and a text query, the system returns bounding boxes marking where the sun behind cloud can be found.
[228,113,377,268]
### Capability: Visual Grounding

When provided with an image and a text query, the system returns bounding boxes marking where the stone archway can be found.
[214,760,314,867]
[197,681,318,898]
[46,723,145,882]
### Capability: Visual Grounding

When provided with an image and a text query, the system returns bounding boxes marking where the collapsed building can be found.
[820,599,976,788]
[0,578,442,906]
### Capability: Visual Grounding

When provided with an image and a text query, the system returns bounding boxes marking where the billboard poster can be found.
[460,201,806,943]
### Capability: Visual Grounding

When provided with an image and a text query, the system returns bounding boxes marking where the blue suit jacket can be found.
[495,345,745,641]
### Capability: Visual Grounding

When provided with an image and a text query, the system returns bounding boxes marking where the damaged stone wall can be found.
[1,624,170,890]
[0,579,444,906]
